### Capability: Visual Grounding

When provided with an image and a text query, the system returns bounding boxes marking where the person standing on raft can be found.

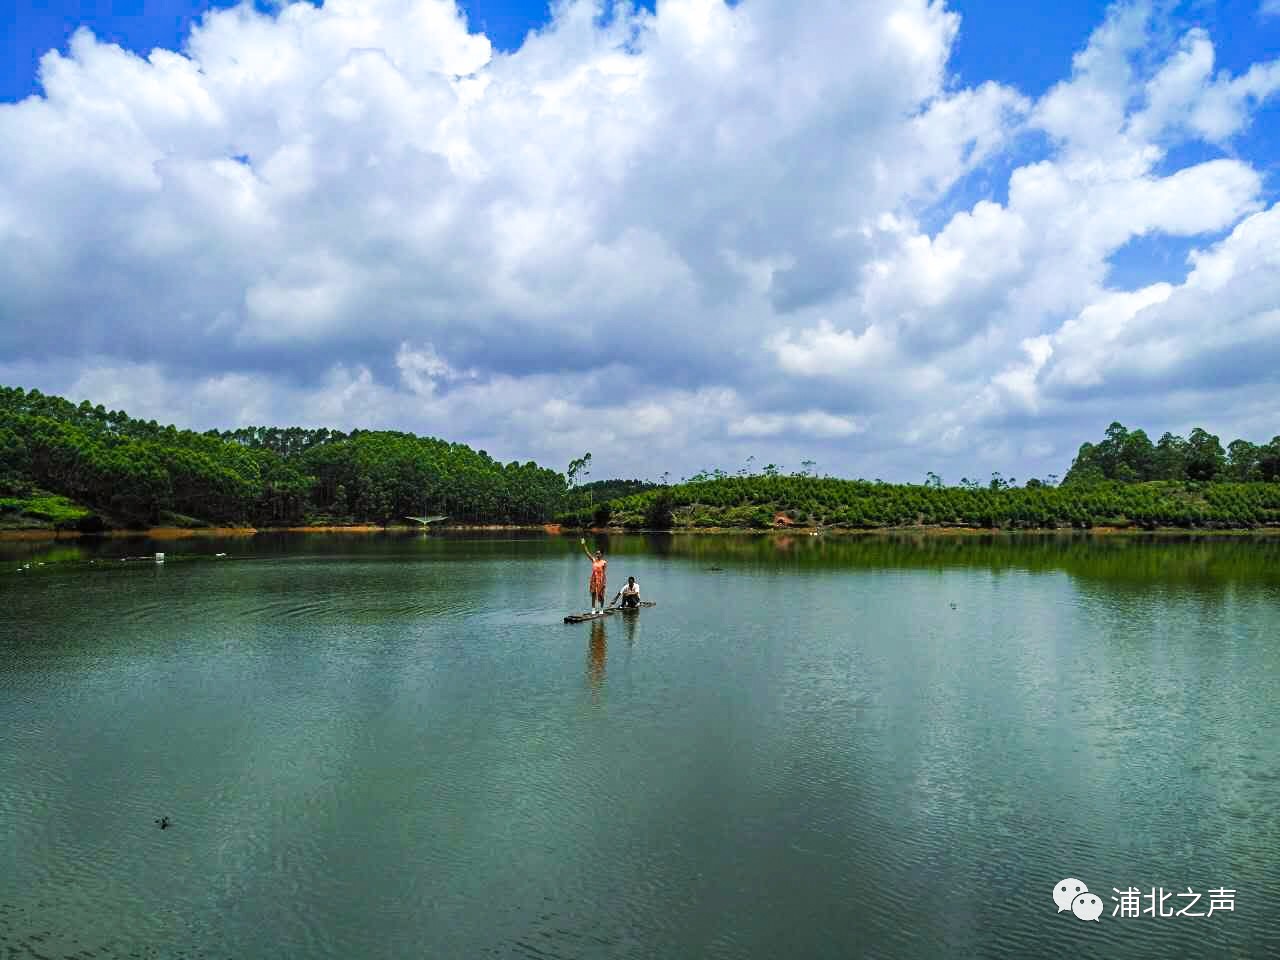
[581,539,608,614]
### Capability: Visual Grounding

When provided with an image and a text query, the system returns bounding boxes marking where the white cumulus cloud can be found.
[0,0,1278,483]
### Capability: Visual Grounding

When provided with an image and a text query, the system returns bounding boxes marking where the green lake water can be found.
[2,532,1279,959]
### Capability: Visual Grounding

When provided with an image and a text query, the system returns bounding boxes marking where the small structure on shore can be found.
[405,515,449,527]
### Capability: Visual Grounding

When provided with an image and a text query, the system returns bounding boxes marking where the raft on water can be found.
[564,601,656,623]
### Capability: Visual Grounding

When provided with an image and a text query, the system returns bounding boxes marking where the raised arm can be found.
[580,538,593,559]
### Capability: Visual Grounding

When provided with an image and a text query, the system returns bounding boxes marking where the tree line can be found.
[0,386,566,528]
[1062,422,1280,484]
[3,385,1278,532]
[596,475,1280,530]
[582,420,1280,530]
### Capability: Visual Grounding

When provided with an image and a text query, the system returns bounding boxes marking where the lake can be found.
[3,532,1279,958]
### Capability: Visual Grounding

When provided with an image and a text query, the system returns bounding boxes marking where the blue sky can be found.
[1,0,1279,482]
[3,0,1120,102]
[8,1,1278,101]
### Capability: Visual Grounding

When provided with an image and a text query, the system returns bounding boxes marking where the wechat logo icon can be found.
[1054,878,1102,921]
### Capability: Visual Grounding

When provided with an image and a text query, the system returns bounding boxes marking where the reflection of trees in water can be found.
[15,528,1280,585]
[640,533,674,556]
[580,533,1280,592]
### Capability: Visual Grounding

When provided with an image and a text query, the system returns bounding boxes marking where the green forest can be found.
[2,385,1279,532]
[591,473,1280,531]
[0,386,566,530]
[1061,422,1280,484]
[582,421,1280,531]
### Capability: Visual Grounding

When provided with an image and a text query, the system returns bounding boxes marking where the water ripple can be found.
[4,540,1280,957]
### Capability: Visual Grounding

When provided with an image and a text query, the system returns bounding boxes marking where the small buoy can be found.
[155,553,165,564]
[215,552,226,558]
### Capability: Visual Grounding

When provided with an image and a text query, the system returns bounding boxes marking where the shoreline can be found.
[4,522,1280,542]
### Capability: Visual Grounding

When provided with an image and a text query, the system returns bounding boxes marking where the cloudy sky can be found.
[1,0,1278,483]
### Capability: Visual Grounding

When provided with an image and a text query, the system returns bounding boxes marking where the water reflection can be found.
[7,531,1280,593]
[641,532,674,556]
[621,608,639,646]
[5,532,1280,959]
[586,619,607,697]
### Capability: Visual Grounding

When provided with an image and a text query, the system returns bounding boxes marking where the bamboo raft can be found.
[564,601,656,623]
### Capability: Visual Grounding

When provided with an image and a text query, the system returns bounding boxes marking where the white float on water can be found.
[155,552,165,563]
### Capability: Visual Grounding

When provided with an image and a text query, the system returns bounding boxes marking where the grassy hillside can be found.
[0,488,96,531]
[580,476,1280,531]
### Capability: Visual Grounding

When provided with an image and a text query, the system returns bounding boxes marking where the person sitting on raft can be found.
[581,538,608,614]
[612,577,640,609]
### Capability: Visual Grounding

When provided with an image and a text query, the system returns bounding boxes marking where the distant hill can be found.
[554,478,662,527]
[589,475,1280,531]
[0,385,566,529]
[3,385,1278,533]
[564,422,1280,531]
